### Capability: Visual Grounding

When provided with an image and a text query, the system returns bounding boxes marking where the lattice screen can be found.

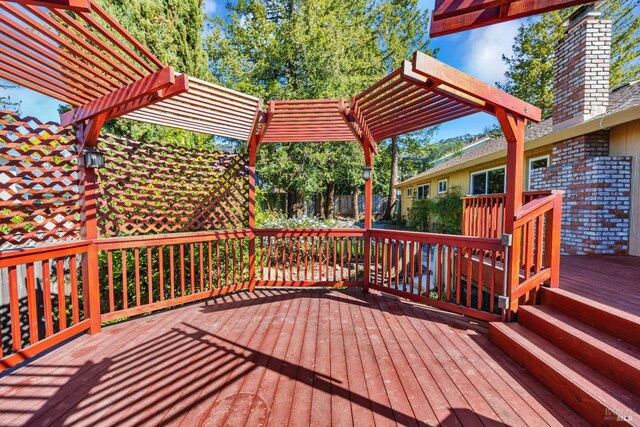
[1,112,250,248]
[97,136,249,236]
[0,112,80,250]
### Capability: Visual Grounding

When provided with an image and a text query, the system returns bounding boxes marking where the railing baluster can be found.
[466,247,472,308]
[180,245,185,296]
[199,242,204,292]
[436,245,443,300]
[208,241,213,290]
[42,260,54,337]
[190,243,195,294]
[147,247,153,304]
[159,245,164,300]
[121,249,128,310]
[107,250,114,312]
[477,249,484,310]
[232,239,237,286]
[8,265,21,352]
[134,248,141,305]
[170,246,175,298]
[455,246,462,305]
[70,257,79,324]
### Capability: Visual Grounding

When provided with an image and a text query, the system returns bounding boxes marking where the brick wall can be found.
[553,16,611,130]
[531,155,631,255]
[552,130,610,165]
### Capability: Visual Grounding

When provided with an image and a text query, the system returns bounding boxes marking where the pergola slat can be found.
[430,0,595,37]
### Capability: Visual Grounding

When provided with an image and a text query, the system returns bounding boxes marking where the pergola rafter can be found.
[430,0,597,37]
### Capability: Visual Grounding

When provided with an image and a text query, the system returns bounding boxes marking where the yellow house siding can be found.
[399,146,553,218]
[609,120,640,256]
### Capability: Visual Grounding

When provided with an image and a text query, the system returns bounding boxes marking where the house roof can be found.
[397,81,640,187]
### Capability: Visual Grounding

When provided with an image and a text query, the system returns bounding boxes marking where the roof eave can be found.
[395,104,640,188]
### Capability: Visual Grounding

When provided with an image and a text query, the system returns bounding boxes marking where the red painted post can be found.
[363,146,373,293]
[248,135,258,292]
[497,108,525,319]
[77,116,107,334]
[549,192,563,287]
[79,150,102,334]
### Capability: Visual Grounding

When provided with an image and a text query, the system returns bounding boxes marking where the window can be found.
[470,166,506,195]
[406,187,412,197]
[416,184,430,200]
[528,155,550,189]
[437,179,448,194]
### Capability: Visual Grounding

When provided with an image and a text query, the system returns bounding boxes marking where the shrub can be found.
[406,186,463,234]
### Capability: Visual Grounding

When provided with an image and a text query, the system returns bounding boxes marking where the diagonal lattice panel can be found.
[0,111,80,249]
[97,135,249,236]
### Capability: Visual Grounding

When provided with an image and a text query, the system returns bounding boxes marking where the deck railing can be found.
[508,192,563,310]
[366,230,504,322]
[462,191,551,239]
[95,230,252,323]
[0,241,93,369]
[254,229,365,287]
[0,200,563,370]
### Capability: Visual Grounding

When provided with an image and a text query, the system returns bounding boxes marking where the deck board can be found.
[0,289,586,426]
[560,256,640,316]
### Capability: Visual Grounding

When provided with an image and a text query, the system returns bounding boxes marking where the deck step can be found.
[489,322,640,426]
[541,288,640,346]
[518,305,640,396]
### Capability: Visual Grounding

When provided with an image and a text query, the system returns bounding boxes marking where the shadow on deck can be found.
[0,289,587,426]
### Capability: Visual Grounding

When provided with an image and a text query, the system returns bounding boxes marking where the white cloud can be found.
[203,0,217,16]
[460,20,520,85]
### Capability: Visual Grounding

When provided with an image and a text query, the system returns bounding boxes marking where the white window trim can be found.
[416,183,430,200]
[437,179,448,194]
[469,165,506,195]
[406,187,412,197]
[527,155,550,190]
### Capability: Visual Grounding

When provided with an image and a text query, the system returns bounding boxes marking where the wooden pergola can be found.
[0,0,565,372]
[430,0,598,37]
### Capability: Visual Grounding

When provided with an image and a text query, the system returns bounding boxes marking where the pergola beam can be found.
[430,0,595,37]
[60,67,177,126]
[411,51,541,122]
[8,0,91,12]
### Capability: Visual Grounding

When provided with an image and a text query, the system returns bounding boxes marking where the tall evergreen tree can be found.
[499,0,640,117]
[373,0,433,220]
[207,0,382,217]
[93,0,212,145]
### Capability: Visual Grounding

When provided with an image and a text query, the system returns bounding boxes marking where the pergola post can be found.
[77,114,107,334]
[362,145,373,293]
[496,108,525,319]
[248,135,259,292]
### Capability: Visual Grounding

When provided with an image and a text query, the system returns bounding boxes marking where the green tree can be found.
[93,0,213,145]
[207,0,381,218]
[372,0,433,220]
[499,0,640,117]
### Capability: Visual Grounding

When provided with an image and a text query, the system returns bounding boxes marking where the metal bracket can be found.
[501,233,513,247]
[497,295,510,310]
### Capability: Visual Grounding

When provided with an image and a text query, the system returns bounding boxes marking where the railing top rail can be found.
[96,229,253,250]
[0,240,91,267]
[369,229,503,251]
[514,191,563,228]
[254,228,365,237]
[461,190,552,200]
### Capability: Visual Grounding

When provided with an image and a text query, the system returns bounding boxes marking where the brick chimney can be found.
[552,8,611,131]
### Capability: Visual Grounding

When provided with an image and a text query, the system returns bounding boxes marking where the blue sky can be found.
[0,0,524,142]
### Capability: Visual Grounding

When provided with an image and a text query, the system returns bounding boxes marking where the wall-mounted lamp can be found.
[83,149,105,168]
[362,166,372,180]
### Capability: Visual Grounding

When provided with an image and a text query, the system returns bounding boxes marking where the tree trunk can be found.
[353,186,359,220]
[287,189,305,218]
[383,136,399,220]
[316,193,325,219]
[324,182,335,219]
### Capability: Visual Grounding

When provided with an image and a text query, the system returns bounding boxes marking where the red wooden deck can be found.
[559,256,640,317]
[0,289,585,426]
